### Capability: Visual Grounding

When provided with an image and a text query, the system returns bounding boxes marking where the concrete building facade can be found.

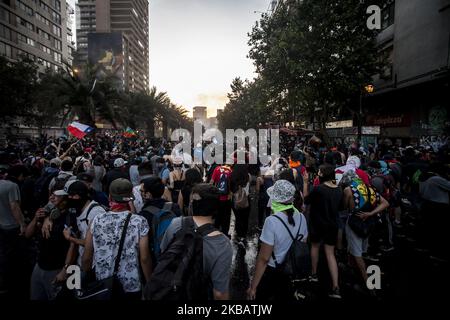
[76,0,149,92]
[0,0,74,72]
[366,0,450,145]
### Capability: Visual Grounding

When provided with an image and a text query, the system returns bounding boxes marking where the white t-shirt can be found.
[76,201,106,266]
[260,211,308,268]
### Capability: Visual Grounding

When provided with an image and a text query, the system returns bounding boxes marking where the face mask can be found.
[67,198,87,215]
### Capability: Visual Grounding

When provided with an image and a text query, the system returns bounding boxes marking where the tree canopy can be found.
[0,57,191,138]
[220,0,386,135]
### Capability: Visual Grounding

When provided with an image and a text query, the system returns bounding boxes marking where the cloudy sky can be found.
[68,0,270,117]
[149,0,270,117]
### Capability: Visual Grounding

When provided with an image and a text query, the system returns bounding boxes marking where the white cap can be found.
[114,158,127,168]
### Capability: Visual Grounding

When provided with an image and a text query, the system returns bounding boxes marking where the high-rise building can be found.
[365,0,450,142]
[0,0,74,72]
[76,0,149,92]
[193,106,207,122]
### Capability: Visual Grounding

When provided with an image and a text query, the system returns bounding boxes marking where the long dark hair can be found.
[184,168,202,187]
[230,164,249,193]
[285,207,295,226]
[278,169,303,210]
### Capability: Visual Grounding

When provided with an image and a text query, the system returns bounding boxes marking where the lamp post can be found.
[358,84,374,143]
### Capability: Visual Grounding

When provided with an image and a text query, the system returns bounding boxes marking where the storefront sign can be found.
[326,120,353,129]
[366,114,411,127]
[362,126,380,135]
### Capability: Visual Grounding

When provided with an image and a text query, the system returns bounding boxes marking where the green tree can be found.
[0,56,38,123]
[219,77,273,131]
[56,64,121,128]
[247,0,386,139]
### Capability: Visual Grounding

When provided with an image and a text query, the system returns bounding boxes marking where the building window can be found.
[40,43,51,54]
[381,0,395,30]
[16,16,34,31]
[52,11,61,24]
[52,24,61,37]
[53,0,61,11]
[0,7,10,24]
[36,13,51,26]
[0,41,12,58]
[15,0,33,16]
[0,24,12,40]
[17,33,26,44]
[53,51,61,63]
[54,39,62,50]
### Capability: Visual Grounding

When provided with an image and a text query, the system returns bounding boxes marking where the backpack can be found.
[271,213,311,281]
[34,169,58,206]
[79,202,107,227]
[373,173,396,202]
[349,179,379,212]
[144,217,217,300]
[233,185,249,209]
[216,167,230,195]
[293,166,305,191]
[348,182,381,238]
[53,173,73,191]
[142,202,177,259]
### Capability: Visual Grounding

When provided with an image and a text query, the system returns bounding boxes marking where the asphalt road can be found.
[228,198,449,302]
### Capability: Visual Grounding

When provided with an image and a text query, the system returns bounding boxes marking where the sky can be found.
[149,0,270,117]
[68,0,270,117]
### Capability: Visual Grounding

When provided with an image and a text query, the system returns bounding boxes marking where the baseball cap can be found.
[109,178,134,203]
[53,180,77,196]
[114,158,127,168]
[50,158,62,167]
[67,181,89,198]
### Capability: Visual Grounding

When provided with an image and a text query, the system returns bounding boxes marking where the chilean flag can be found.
[67,122,94,139]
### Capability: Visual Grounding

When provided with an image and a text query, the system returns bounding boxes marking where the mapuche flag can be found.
[123,127,137,138]
[67,122,94,139]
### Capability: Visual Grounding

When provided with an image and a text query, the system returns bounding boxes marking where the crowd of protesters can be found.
[0,131,449,301]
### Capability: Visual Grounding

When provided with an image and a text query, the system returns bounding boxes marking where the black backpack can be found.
[271,214,311,281]
[144,217,217,301]
[34,170,58,206]
[79,202,107,227]
[53,173,73,191]
[141,202,177,260]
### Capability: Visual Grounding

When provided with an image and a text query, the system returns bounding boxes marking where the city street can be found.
[0,0,449,307]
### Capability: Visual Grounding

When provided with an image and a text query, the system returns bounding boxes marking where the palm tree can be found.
[145,86,170,138]
[58,64,120,128]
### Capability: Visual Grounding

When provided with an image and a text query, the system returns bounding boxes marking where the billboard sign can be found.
[88,32,124,89]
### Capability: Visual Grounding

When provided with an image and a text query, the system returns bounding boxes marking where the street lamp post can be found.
[357,84,374,143]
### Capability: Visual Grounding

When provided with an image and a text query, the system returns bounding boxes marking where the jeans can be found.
[0,227,20,294]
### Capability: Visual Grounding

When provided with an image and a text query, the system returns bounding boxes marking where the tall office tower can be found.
[76,0,149,92]
[0,0,74,73]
